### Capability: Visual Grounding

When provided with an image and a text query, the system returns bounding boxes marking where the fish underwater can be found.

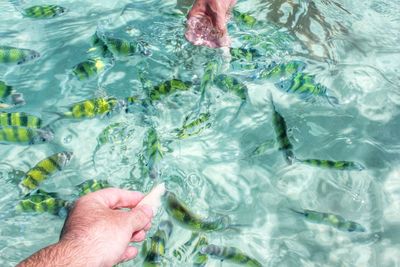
[232,9,258,28]
[0,112,42,128]
[23,5,66,19]
[214,74,248,101]
[60,97,122,119]
[192,235,209,267]
[143,221,173,267]
[296,158,364,171]
[230,47,261,63]
[16,190,70,215]
[0,81,25,107]
[291,209,366,232]
[176,112,211,139]
[76,179,111,196]
[97,33,151,57]
[271,101,295,164]
[72,58,113,81]
[0,126,53,145]
[164,191,234,232]
[142,127,164,179]
[256,61,306,81]
[275,72,339,105]
[0,46,40,65]
[149,79,192,102]
[19,151,73,195]
[200,244,263,267]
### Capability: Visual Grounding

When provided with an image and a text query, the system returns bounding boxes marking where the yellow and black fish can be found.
[16,190,69,215]
[72,58,113,81]
[0,46,40,65]
[23,5,66,19]
[76,179,111,196]
[149,79,192,102]
[62,97,121,119]
[0,112,42,128]
[271,101,294,164]
[99,34,151,57]
[0,81,25,107]
[19,152,73,194]
[297,158,364,171]
[214,74,248,101]
[176,112,211,139]
[291,209,366,232]
[164,192,233,232]
[200,244,263,267]
[143,221,173,267]
[142,128,164,179]
[0,81,13,100]
[0,126,53,145]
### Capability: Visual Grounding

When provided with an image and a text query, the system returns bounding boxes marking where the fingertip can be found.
[120,246,138,262]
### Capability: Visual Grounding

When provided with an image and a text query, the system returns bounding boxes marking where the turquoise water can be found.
[0,0,399,266]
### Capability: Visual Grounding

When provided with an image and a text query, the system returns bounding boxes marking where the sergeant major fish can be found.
[143,221,173,267]
[142,127,164,179]
[291,208,366,232]
[0,46,40,65]
[200,244,263,267]
[296,158,364,171]
[61,97,122,119]
[0,112,42,128]
[72,58,113,81]
[19,151,73,195]
[98,33,151,57]
[149,79,192,102]
[23,5,66,19]
[16,189,70,215]
[176,112,211,139]
[271,100,294,164]
[0,126,53,145]
[256,61,306,81]
[0,80,25,107]
[76,179,111,196]
[164,192,234,232]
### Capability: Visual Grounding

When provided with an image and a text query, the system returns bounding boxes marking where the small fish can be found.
[16,190,69,215]
[249,139,276,157]
[271,101,294,164]
[0,126,53,145]
[164,192,233,232]
[87,32,112,58]
[177,112,211,139]
[23,5,66,19]
[0,81,25,106]
[0,46,40,65]
[143,128,164,179]
[275,72,339,104]
[19,152,73,194]
[143,221,173,267]
[232,9,257,28]
[100,34,150,57]
[72,58,113,81]
[200,244,263,267]
[291,209,366,232]
[0,112,42,128]
[76,179,111,196]
[230,47,261,62]
[149,79,192,102]
[257,61,306,81]
[62,97,121,119]
[214,74,248,101]
[192,235,209,267]
[297,158,364,171]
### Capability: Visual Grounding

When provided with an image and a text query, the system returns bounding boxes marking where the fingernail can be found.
[140,205,153,217]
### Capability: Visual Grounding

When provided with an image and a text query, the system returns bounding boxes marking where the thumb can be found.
[128,205,153,232]
[119,246,138,263]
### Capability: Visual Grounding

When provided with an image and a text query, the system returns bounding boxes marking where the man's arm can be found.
[18,188,153,267]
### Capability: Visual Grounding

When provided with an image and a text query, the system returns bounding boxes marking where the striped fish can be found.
[192,235,209,267]
[16,190,69,215]
[143,221,173,267]
[0,46,40,65]
[164,192,232,232]
[257,61,306,81]
[72,58,112,81]
[177,112,211,139]
[200,245,263,267]
[232,9,257,28]
[291,209,366,232]
[143,128,164,179]
[19,152,73,194]
[214,74,248,101]
[77,179,111,196]
[0,81,13,100]
[23,5,66,19]
[275,72,339,104]
[230,47,261,62]
[297,158,364,171]
[0,112,41,128]
[88,32,112,57]
[100,34,150,57]
[63,97,121,119]
[271,102,294,164]
[149,79,192,102]
[0,81,25,107]
[0,126,53,145]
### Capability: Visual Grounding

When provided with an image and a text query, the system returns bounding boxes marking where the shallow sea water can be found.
[0,0,399,266]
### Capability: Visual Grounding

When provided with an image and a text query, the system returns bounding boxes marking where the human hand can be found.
[185,0,236,48]
[59,188,153,266]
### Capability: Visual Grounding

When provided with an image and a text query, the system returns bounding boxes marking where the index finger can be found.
[90,188,145,209]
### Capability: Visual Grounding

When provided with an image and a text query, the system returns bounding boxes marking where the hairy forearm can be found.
[17,240,95,267]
